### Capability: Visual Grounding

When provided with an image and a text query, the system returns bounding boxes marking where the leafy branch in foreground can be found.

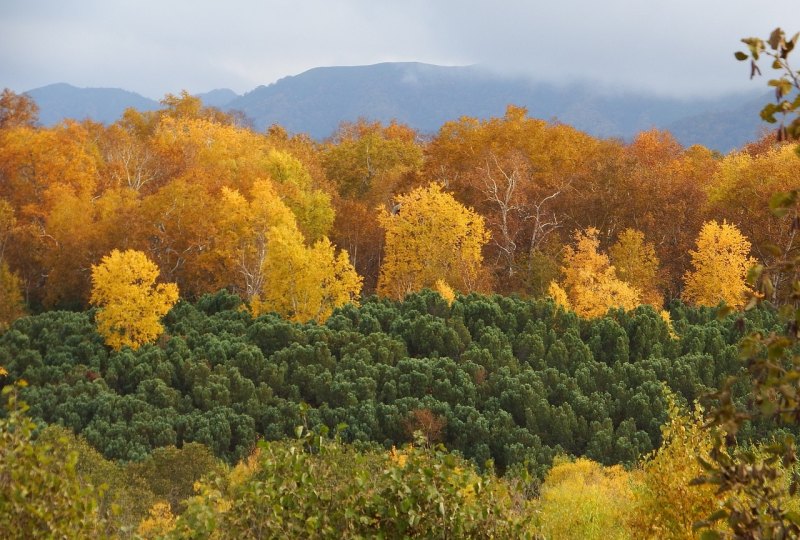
[738,29,800,143]
[692,27,800,540]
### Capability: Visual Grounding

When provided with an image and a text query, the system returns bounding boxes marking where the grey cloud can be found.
[1,0,799,98]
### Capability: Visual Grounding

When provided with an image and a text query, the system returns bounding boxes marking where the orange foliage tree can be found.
[425,105,600,292]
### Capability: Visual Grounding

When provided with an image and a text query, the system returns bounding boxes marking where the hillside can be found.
[22,63,766,152]
[222,62,768,151]
[25,83,160,125]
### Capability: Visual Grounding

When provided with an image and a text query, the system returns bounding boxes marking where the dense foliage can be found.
[3,385,798,539]
[0,88,796,322]
[3,28,800,536]
[0,290,784,475]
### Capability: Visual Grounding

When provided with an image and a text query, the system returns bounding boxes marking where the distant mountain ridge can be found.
[25,83,161,125]
[22,63,768,152]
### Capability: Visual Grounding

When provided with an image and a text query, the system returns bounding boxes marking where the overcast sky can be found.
[2,1,800,99]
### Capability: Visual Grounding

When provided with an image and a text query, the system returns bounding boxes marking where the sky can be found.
[2,0,800,99]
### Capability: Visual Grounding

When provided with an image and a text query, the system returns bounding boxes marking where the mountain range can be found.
[20,63,769,153]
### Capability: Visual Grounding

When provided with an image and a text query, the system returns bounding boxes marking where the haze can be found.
[2,0,800,99]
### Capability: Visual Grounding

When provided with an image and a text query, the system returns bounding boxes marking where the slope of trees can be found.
[3,383,798,539]
[3,77,800,537]
[0,88,794,319]
[0,290,785,473]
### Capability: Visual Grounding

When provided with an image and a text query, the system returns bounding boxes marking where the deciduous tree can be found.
[217,180,299,298]
[377,183,490,299]
[550,228,641,318]
[707,145,800,303]
[90,249,178,350]
[681,220,755,308]
[0,89,38,129]
[609,228,663,308]
[425,106,596,291]
[254,228,362,323]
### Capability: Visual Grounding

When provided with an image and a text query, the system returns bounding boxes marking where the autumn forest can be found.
[2,28,800,538]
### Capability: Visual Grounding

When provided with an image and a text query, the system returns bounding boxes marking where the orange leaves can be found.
[0,122,101,215]
[0,89,38,129]
[424,106,598,288]
[377,183,490,300]
[90,249,178,351]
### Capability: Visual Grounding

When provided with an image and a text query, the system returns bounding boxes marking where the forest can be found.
[2,29,800,539]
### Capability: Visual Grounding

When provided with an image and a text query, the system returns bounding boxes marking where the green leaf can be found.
[769,191,798,217]
[762,243,783,257]
[786,510,800,525]
[760,103,778,123]
[735,51,749,61]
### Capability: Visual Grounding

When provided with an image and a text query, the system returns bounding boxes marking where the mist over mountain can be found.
[24,63,766,152]
[196,88,240,108]
[25,83,160,125]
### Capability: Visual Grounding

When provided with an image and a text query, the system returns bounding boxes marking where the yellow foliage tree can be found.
[629,398,727,539]
[549,228,641,318]
[218,180,361,323]
[264,149,335,242]
[0,261,25,332]
[136,501,176,539]
[254,227,362,323]
[217,180,299,298]
[90,249,179,350]
[0,200,24,330]
[707,145,800,303]
[434,279,456,306]
[537,457,634,540]
[377,183,490,299]
[609,228,663,308]
[681,220,755,308]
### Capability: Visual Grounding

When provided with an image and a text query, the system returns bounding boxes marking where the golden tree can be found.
[609,228,663,307]
[253,228,362,324]
[0,199,24,330]
[629,398,727,539]
[681,220,755,308]
[217,180,361,323]
[377,183,490,300]
[216,180,299,299]
[549,228,641,318]
[707,145,800,303]
[90,249,178,350]
[537,457,634,540]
